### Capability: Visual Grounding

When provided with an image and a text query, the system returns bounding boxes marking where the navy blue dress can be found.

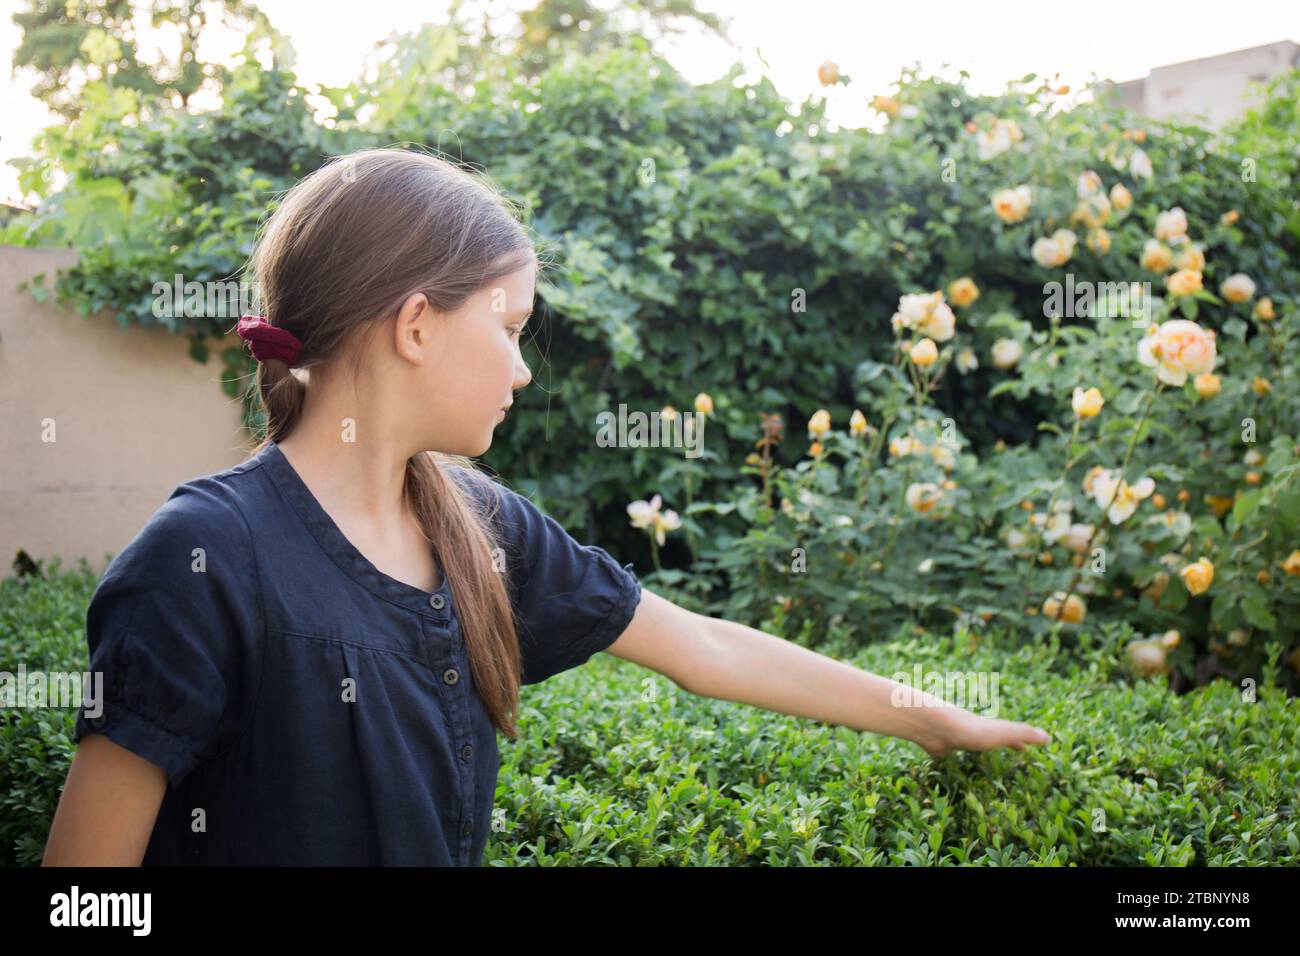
[70,439,643,865]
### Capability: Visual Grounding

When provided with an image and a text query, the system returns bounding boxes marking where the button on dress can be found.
[71,439,643,865]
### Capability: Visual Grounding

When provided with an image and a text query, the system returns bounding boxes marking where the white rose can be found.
[992,338,1023,369]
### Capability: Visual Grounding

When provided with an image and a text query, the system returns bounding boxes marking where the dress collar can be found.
[257,439,453,623]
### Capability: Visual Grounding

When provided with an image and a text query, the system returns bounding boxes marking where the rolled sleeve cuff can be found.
[572,559,643,662]
[73,696,202,791]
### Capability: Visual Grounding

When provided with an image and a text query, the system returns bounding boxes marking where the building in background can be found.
[1110,40,1298,128]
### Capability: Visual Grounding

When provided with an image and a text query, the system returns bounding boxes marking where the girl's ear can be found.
[393,291,435,364]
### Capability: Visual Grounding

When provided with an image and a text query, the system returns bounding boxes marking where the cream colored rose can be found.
[891,291,935,332]
[1137,318,1217,386]
[1253,297,1275,321]
[955,347,979,374]
[976,118,1023,160]
[1073,192,1111,229]
[1086,228,1111,254]
[1140,238,1173,272]
[1154,206,1188,243]
[1127,640,1168,676]
[694,392,714,415]
[1129,149,1153,179]
[889,435,925,457]
[1061,523,1094,554]
[1089,469,1156,524]
[1031,229,1077,268]
[991,338,1022,369]
[892,291,955,342]
[1220,273,1256,303]
[849,409,868,437]
[905,482,947,517]
[992,185,1032,223]
[1109,182,1132,210]
[817,60,840,86]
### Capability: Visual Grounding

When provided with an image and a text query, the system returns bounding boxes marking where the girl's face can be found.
[402,262,535,457]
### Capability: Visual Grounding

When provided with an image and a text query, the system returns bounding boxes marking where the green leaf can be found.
[1231,490,1263,529]
[1241,593,1276,631]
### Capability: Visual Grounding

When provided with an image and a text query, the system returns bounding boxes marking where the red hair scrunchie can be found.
[236,314,303,367]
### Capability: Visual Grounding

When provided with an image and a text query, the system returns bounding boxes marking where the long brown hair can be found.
[240,146,540,739]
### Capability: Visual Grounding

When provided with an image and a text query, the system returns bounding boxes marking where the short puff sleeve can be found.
[452,467,642,685]
[72,480,262,790]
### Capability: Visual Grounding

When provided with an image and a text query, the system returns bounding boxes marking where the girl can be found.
[43,147,1049,866]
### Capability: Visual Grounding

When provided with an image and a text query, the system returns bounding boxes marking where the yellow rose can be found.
[849,409,868,437]
[872,95,900,115]
[1109,183,1132,210]
[807,409,831,438]
[947,277,980,308]
[1176,245,1205,272]
[992,185,1032,224]
[1280,550,1300,576]
[909,337,939,366]
[1193,372,1221,398]
[1142,571,1170,604]
[1071,386,1104,418]
[1204,494,1233,518]
[817,60,840,86]
[1165,269,1203,298]
[808,440,823,457]
[1086,228,1111,254]
[1253,376,1272,396]
[1220,273,1256,303]
[1140,239,1173,272]
[1160,629,1181,650]
[1221,209,1240,225]
[1042,591,1086,624]
[694,392,714,415]
[1073,193,1111,228]
[1179,557,1214,596]
[1253,297,1275,321]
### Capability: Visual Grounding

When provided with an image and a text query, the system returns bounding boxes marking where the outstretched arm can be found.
[606,588,1050,760]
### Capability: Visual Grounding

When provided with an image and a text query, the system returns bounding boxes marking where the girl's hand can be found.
[914,708,1051,761]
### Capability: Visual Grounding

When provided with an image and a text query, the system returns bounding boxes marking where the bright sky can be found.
[2,0,1298,206]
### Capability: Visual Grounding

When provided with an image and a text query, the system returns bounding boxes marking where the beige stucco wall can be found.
[0,246,252,577]
[1110,41,1299,129]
